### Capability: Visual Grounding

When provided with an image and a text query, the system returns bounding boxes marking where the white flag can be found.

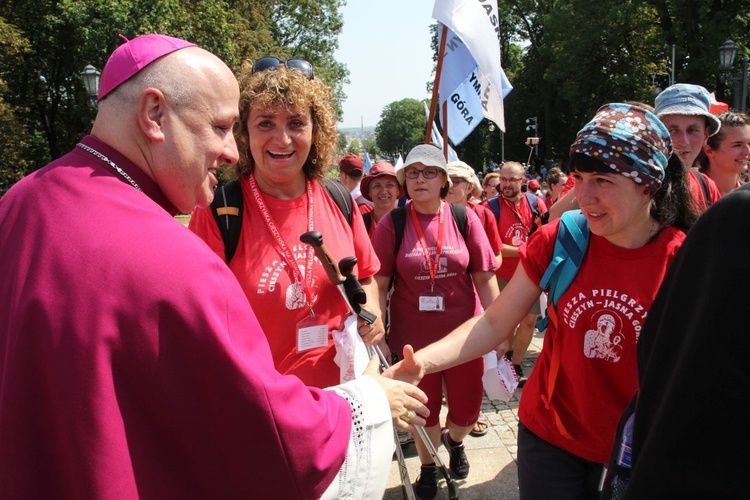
[433,0,512,141]
[394,154,404,172]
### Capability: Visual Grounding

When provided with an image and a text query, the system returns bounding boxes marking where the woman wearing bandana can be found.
[387,104,699,499]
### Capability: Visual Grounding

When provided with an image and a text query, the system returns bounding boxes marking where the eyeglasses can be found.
[483,182,499,189]
[449,177,466,185]
[251,57,314,79]
[404,167,440,179]
[499,177,524,183]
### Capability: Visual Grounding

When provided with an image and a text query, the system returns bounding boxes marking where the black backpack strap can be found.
[362,211,373,233]
[321,178,353,226]
[391,206,407,253]
[448,203,468,241]
[694,169,712,209]
[209,179,243,263]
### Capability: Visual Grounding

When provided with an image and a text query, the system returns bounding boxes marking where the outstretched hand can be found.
[364,356,429,431]
[382,345,425,386]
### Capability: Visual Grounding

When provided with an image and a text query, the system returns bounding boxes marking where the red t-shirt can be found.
[372,202,498,355]
[495,194,548,280]
[190,178,379,388]
[688,169,721,212]
[518,219,685,463]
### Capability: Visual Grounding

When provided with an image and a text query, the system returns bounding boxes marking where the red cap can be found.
[528,179,541,190]
[98,34,197,101]
[338,153,364,175]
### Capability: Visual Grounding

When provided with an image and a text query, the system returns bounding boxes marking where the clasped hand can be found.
[364,347,428,431]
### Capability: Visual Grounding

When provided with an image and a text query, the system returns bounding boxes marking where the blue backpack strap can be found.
[487,196,500,220]
[536,210,589,330]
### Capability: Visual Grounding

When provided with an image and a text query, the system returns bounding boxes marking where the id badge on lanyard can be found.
[411,203,446,312]
[296,313,328,352]
[419,291,445,312]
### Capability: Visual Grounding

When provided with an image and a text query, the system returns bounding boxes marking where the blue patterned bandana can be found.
[570,103,672,190]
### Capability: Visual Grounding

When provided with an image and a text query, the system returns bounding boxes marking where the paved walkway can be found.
[383,330,545,500]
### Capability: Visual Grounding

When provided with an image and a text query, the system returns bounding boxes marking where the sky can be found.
[335,1,436,129]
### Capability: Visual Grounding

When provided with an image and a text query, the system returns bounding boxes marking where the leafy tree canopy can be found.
[375,98,426,157]
[0,0,349,191]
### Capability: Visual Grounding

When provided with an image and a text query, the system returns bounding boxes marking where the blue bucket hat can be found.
[654,84,721,136]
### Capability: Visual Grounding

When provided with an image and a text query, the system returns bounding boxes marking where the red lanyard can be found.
[409,201,445,290]
[248,174,316,313]
[506,196,527,226]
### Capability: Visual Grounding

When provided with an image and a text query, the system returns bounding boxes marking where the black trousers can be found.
[517,421,604,500]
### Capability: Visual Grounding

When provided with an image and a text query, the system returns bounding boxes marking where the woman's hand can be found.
[382,345,425,386]
[358,314,385,346]
[364,356,429,431]
[494,339,511,360]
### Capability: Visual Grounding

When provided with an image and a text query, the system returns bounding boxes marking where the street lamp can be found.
[81,64,101,105]
[719,40,738,72]
[488,122,505,163]
[718,40,748,111]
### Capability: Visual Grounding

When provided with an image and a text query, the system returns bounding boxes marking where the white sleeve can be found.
[320,374,394,500]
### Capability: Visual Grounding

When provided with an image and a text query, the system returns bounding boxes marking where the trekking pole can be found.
[300,231,459,500]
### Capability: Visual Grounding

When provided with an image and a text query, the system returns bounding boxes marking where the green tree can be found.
[375,98,426,157]
[361,138,379,159]
[337,131,348,155]
[0,17,33,192]
[268,0,349,118]
[0,0,350,186]
[347,139,360,155]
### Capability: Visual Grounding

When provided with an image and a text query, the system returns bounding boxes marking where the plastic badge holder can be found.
[482,350,519,402]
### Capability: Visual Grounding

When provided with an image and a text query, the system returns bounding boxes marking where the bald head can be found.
[93,46,240,213]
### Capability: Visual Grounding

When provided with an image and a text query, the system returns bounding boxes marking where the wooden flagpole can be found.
[425,24,449,151]
[442,101,449,159]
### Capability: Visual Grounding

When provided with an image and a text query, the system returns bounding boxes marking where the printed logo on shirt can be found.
[405,244,462,281]
[502,222,527,246]
[583,312,622,361]
[256,244,320,311]
[561,288,649,363]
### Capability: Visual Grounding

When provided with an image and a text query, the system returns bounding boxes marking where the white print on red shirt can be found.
[256,244,322,311]
[405,244,463,280]
[503,222,527,246]
[584,312,622,362]
[561,288,649,362]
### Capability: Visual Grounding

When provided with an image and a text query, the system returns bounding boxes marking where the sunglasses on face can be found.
[404,167,440,179]
[251,57,314,79]
[450,177,466,185]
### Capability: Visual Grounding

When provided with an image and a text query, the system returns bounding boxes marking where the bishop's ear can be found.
[137,88,168,142]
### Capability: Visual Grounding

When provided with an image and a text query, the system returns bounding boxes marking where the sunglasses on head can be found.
[251,57,314,79]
